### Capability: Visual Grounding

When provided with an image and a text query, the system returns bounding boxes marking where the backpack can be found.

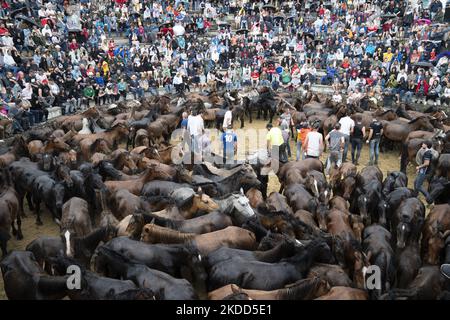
[416,148,439,165]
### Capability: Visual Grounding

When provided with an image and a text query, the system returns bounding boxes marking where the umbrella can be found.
[381,13,398,19]
[218,22,231,27]
[413,61,434,68]
[236,28,249,34]
[304,33,315,40]
[175,13,185,21]
[262,4,277,11]
[9,6,28,18]
[416,18,431,25]
[15,14,39,27]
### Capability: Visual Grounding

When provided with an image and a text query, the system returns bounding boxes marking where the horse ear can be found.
[366,251,372,262]
[197,187,203,195]
[240,188,244,195]
[150,218,155,225]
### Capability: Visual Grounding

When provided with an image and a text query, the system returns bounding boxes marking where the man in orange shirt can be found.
[296,121,311,160]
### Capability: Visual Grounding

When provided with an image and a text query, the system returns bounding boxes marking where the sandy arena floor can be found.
[0,118,421,299]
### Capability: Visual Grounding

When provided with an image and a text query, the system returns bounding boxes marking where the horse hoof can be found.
[36,220,43,226]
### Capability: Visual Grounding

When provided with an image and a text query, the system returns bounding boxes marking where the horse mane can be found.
[408,116,427,124]
[213,191,241,201]
[281,277,322,300]
[138,212,181,230]
[105,123,127,134]
[379,109,395,116]
[90,138,108,154]
[111,152,127,168]
[143,223,195,244]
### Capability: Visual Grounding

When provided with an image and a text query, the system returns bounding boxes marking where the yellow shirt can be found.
[266,127,284,147]
[383,52,393,62]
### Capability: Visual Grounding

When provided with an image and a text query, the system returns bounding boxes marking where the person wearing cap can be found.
[221,124,237,165]
[303,121,323,160]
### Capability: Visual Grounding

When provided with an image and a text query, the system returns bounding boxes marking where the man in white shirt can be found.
[222,105,233,130]
[304,122,324,159]
[338,112,355,162]
[187,111,204,155]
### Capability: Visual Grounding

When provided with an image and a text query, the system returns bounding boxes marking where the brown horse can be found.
[72,123,129,148]
[373,109,398,121]
[0,117,12,139]
[315,286,368,300]
[383,116,434,143]
[0,135,29,167]
[27,137,71,158]
[110,189,153,221]
[140,225,256,255]
[80,138,111,161]
[330,163,358,200]
[104,163,172,195]
[208,278,330,300]
[0,169,22,257]
[421,204,450,265]
[56,107,100,131]
[246,188,265,209]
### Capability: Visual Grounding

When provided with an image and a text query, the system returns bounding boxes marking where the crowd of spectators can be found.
[0,0,448,134]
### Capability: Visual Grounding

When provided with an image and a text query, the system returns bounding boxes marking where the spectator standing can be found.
[304,122,324,160]
[366,118,384,166]
[338,112,355,162]
[324,123,345,175]
[351,117,365,165]
[221,124,237,165]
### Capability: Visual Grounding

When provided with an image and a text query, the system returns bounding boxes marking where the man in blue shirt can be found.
[221,124,237,165]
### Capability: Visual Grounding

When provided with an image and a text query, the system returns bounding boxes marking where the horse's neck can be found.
[255,242,288,262]
[153,226,194,243]
[80,228,107,251]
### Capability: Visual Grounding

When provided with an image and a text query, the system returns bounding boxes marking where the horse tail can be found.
[400,142,409,174]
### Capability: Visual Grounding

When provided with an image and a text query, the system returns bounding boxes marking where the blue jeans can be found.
[351,138,363,164]
[191,135,200,154]
[369,138,380,164]
[148,87,159,96]
[414,172,431,201]
[326,150,342,175]
[296,141,302,161]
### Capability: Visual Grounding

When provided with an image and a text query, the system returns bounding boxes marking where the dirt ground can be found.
[0,118,421,300]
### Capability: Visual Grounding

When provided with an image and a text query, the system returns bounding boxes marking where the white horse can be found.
[78,118,92,135]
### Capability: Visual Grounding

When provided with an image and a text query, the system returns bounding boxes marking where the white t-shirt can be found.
[339,116,355,136]
[306,131,323,157]
[223,110,232,128]
[187,115,204,136]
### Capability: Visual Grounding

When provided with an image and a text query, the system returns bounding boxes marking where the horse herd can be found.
[0,90,449,300]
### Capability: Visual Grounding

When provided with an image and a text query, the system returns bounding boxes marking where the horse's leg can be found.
[34,199,43,226]
[26,191,34,212]
[240,114,244,129]
[11,220,17,237]
[16,210,23,240]
[248,107,253,123]
[0,237,7,258]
